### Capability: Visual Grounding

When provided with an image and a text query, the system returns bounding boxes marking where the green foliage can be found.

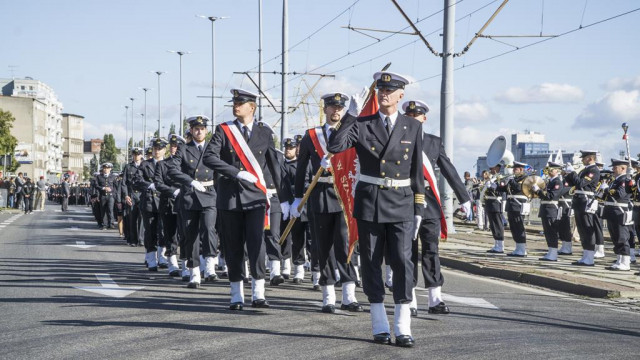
[168,123,176,137]
[99,134,120,168]
[90,154,98,174]
[0,108,20,172]
[83,164,90,180]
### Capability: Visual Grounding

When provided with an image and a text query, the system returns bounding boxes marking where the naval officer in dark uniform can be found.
[203,89,292,310]
[291,92,363,314]
[564,150,601,266]
[496,161,530,257]
[532,161,564,261]
[95,163,117,230]
[328,72,425,348]
[402,100,470,316]
[602,158,634,271]
[122,148,145,247]
[168,116,231,288]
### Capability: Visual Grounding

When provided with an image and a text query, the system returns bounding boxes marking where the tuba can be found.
[486,136,514,174]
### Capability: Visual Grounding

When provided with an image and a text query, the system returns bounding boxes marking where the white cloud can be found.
[573,90,640,135]
[495,83,584,103]
[454,102,499,125]
[603,76,640,91]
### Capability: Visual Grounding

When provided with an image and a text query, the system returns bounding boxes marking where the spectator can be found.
[35,176,47,211]
[14,172,25,210]
[8,177,16,208]
[22,177,35,214]
[463,171,475,223]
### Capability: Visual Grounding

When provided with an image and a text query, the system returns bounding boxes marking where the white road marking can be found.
[74,274,143,298]
[65,241,95,249]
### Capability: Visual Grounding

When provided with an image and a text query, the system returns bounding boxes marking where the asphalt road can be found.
[1,205,639,360]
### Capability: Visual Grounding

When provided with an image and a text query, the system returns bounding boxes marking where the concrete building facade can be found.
[61,113,84,182]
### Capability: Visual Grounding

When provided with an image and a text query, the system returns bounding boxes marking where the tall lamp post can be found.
[152,71,165,136]
[140,87,152,149]
[167,50,191,137]
[197,15,229,130]
[129,97,136,147]
[124,105,129,163]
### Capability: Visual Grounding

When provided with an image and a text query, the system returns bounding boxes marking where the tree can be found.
[90,154,98,174]
[99,134,120,169]
[153,129,159,138]
[82,164,90,180]
[0,109,20,173]
[168,123,176,136]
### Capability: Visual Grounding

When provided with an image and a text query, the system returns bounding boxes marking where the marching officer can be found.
[203,89,292,310]
[485,165,507,253]
[632,159,640,260]
[122,148,145,247]
[496,161,530,257]
[291,92,363,314]
[564,150,601,266]
[327,72,425,348]
[89,171,102,227]
[602,159,634,271]
[264,145,289,285]
[532,162,564,261]
[557,167,574,255]
[402,99,470,316]
[593,162,608,258]
[134,137,169,272]
[95,163,117,230]
[154,134,185,277]
[168,116,229,288]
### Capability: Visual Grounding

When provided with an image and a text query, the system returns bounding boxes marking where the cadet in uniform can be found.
[593,162,607,258]
[327,72,425,348]
[557,167,574,255]
[292,92,363,314]
[402,100,470,316]
[632,159,640,260]
[602,159,634,271]
[564,150,601,266]
[485,165,507,253]
[155,134,185,277]
[203,89,292,310]
[122,148,145,247]
[168,116,228,288]
[496,161,530,257]
[95,163,117,230]
[61,174,70,212]
[134,138,169,272]
[532,162,564,261]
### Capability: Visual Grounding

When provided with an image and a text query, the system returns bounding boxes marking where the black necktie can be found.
[385,116,392,135]
[243,126,249,142]
[197,144,203,154]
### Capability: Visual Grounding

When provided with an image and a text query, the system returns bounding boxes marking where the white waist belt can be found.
[574,190,594,196]
[507,195,528,200]
[604,202,628,208]
[317,176,334,184]
[267,188,277,197]
[540,201,558,205]
[634,201,640,206]
[358,174,411,188]
[485,196,502,200]
[559,198,572,203]
[201,180,214,187]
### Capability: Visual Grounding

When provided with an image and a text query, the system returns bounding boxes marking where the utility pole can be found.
[124,105,129,162]
[153,71,165,136]
[129,98,135,149]
[258,0,264,122]
[281,0,288,146]
[440,0,456,233]
[141,88,150,149]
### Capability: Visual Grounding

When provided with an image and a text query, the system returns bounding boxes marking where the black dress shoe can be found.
[385,284,393,292]
[373,332,391,345]
[220,272,228,278]
[321,304,335,313]
[312,284,320,291]
[282,274,290,280]
[292,278,303,284]
[270,275,285,286]
[205,274,219,282]
[571,261,594,266]
[148,266,158,272]
[428,302,450,314]
[557,251,573,256]
[506,253,526,257]
[486,249,504,254]
[187,282,200,289]
[395,335,415,348]
[355,280,362,288]
[229,302,243,311]
[340,302,364,312]
[169,270,180,277]
[182,275,190,282]
[158,263,168,269]
[410,307,418,317]
[538,257,557,261]
[251,299,270,308]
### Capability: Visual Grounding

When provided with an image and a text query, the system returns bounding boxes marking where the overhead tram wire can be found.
[411,6,640,85]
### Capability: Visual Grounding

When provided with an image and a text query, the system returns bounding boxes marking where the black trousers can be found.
[162,208,178,257]
[558,205,573,243]
[606,212,630,256]
[574,211,597,251]
[23,196,33,213]
[594,215,604,246]
[265,207,283,261]
[357,219,414,304]
[91,200,102,225]
[306,212,320,272]
[183,207,218,268]
[486,211,504,241]
[541,216,560,248]
[413,217,443,288]
[126,202,144,246]
[289,220,308,266]
[100,195,115,227]
[507,211,526,243]
[142,210,161,253]
[311,212,356,286]
[220,207,266,282]
[61,196,69,211]
[15,193,23,209]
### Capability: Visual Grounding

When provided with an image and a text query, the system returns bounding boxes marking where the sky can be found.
[2,0,640,174]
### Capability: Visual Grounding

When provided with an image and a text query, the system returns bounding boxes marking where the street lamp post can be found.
[130,97,135,148]
[152,71,165,136]
[167,50,191,137]
[140,87,151,149]
[124,105,129,162]
[197,15,229,130]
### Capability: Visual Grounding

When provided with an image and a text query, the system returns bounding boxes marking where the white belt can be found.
[267,188,277,197]
[604,202,628,208]
[540,201,558,205]
[200,180,214,187]
[559,198,572,203]
[634,201,640,206]
[485,196,502,200]
[507,195,528,200]
[317,176,334,184]
[574,190,594,196]
[358,174,411,188]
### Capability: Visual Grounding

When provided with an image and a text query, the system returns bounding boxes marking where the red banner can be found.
[331,93,379,261]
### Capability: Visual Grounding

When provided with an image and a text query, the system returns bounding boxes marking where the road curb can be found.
[440,256,621,299]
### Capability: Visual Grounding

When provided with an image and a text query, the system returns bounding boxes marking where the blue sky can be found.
[2,0,640,173]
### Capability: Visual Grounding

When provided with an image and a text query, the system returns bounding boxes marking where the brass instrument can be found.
[521,175,546,199]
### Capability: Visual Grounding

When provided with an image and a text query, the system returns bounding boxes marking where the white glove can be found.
[148,183,156,191]
[320,156,332,170]
[461,201,471,215]
[599,182,609,190]
[348,86,368,117]
[236,170,258,183]
[290,197,302,218]
[413,215,422,240]
[563,163,574,173]
[281,201,291,221]
[191,180,206,192]
[172,189,180,198]
[532,184,540,192]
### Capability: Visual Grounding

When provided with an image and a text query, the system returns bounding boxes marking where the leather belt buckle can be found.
[383,177,393,188]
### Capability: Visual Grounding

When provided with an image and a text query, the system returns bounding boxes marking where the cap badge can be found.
[382,73,391,82]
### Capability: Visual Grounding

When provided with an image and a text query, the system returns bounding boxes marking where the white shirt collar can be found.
[379,111,399,126]
[235,119,254,132]
[194,140,206,148]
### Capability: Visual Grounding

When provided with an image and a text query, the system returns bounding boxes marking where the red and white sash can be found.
[220,121,271,229]
[422,151,447,239]
[308,126,328,160]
